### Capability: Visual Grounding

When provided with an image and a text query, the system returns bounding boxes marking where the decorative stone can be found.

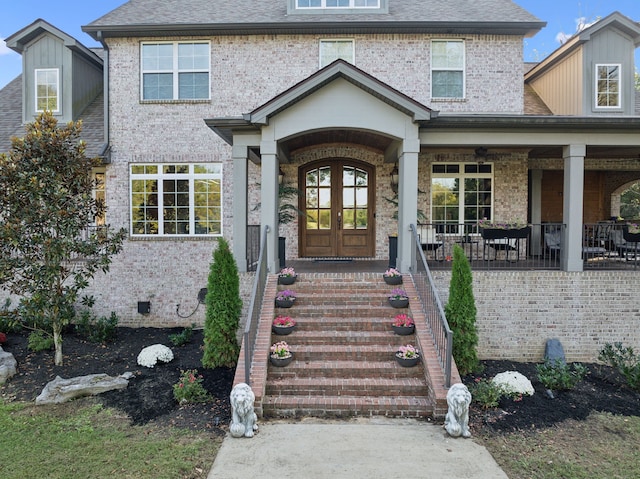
[0,347,17,385]
[544,338,566,365]
[229,383,258,438]
[492,371,535,397]
[35,373,130,405]
[444,383,472,438]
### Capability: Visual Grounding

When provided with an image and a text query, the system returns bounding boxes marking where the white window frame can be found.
[431,163,493,235]
[35,68,60,113]
[297,0,379,8]
[430,40,465,100]
[92,168,106,227]
[140,41,211,101]
[594,63,621,109]
[319,39,355,68]
[130,163,222,237]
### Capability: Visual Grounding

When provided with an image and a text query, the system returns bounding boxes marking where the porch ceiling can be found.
[529,146,640,159]
[281,129,395,156]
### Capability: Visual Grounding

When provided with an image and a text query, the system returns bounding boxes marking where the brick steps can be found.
[264,274,432,418]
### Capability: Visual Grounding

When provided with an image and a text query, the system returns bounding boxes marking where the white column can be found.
[530,169,542,256]
[260,139,280,273]
[562,144,586,272]
[232,144,248,272]
[397,132,420,273]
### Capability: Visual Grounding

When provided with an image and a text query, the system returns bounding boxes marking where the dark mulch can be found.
[2,329,639,438]
[463,360,640,436]
[0,327,234,436]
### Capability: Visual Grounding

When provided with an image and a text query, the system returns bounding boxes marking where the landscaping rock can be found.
[492,371,535,396]
[544,338,566,365]
[35,373,131,405]
[0,347,17,385]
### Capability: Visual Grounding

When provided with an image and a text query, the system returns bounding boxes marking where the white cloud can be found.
[0,37,13,56]
[555,32,570,45]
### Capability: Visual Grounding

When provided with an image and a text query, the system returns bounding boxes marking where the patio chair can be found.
[544,231,561,261]
[417,225,444,261]
[610,229,640,261]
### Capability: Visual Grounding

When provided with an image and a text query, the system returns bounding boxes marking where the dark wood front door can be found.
[299,159,375,257]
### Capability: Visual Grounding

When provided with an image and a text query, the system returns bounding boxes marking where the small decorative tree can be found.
[444,244,479,375]
[202,237,242,368]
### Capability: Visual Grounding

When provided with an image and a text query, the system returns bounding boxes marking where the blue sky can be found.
[0,0,639,89]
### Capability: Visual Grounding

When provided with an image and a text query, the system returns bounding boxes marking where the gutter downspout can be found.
[96,30,110,163]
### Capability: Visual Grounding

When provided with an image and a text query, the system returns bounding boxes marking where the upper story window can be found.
[297,0,379,8]
[92,169,106,227]
[595,64,620,109]
[141,42,210,101]
[35,68,60,112]
[431,40,465,99]
[320,39,354,68]
[130,163,222,236]
[431,163,492,235]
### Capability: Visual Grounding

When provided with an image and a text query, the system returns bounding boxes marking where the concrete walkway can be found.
[207,417,509,479]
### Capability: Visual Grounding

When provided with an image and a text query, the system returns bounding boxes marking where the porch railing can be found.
[243,225,270,385]
[247,225,261,272]
[409,224,453,388]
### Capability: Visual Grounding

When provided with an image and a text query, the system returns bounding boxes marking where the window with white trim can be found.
[130,164,222,236]
[35,68,60,112]
[319,39,354,68]
[431,163,492,234]
[297,0,379,8]
[595,64,620,108]
[92,169,106,227]
[141,42,210,100]
[431,40,465,99]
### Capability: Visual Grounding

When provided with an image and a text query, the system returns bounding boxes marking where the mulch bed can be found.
[2,328,639,437]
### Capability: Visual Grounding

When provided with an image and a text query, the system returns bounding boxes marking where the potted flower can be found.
[623,222,640,243]
[382,267,402,285]
[478,218,530,239]
[391,313,415,335]
[388,288,409,308]
[278,267,297,285]
[270,340,293,367]
[275,289,297,308]
[272,316,296,335]
[395,344,420,367]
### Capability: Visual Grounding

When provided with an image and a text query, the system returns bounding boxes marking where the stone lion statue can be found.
[229,383,258,438]
[444,383,472,438]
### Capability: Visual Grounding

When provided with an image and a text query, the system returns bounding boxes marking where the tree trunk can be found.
[53,323,63,366]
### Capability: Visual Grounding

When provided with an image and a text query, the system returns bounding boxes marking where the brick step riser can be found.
[262,398,432,419]
[267,366,424,379]
[274,350,417,362]
[263,408,430,419]
[276,307,410,317]
[265,385,427,397]
[273,336,412,345]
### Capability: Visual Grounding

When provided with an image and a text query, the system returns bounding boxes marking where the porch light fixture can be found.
[390,164,399,193]
[278,168,285,185]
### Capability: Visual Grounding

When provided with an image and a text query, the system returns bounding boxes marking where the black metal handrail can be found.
[243,225,270,385]
[409,224,453,388]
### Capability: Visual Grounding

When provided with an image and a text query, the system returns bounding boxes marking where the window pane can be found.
[142,44,173,70]
[306,188,318,208]
[306,170,318,186]
[319,188,331,208]
[306,210,318,229]
[319,167,331,186]
[319,210,331,229]
[343,166,355,186]
[343,209,354,229]
[355,208,367,228]
[432,71,463,98]
[178,43,209,70]
[143,73,173,100]
[178,72,209,99]
[355,187,367,207]
[343,188,355,208]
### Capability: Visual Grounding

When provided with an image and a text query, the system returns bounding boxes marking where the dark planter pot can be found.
[383,275,402,285]
[391,324,415,336]
[275,298,295,308]
[278,275,297,285]
[395,354,420,368]
[388,297,409,308]
[272,324,295,336]
[481,227,530,240]
[270,353,294,367]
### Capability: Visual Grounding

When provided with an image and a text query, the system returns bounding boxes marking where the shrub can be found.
[202,238,242,368]
[0,299,23,333]
[28,331,54,352]
[536,360,587,391]
[75,296,119,343]
[169,325,195,347]
[469,378,503,409]
[173,369,210,404]
[599,342,640,391]
[444,244,479,375]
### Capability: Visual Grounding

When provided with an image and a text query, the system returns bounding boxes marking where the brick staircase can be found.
[261,273,439,418]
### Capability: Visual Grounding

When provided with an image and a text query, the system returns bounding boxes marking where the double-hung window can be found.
[130,164,222,236]
[35,68,60,112]
[297,0,379,8]
[595,64,620,109]
[141,42,210,100]
[319,39,354,68]
[431,163,492,234]
[431,40,465,99]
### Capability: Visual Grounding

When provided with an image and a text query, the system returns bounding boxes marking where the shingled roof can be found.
[83,0,544,38]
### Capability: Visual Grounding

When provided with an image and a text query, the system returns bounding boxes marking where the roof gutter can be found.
[95,30,111,164]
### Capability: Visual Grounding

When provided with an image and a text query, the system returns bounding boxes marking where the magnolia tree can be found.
[0,112,126,365]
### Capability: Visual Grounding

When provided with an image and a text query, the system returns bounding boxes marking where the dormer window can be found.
[595,64,621,109]
[289,0,387,14]
[35,68,60,113]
